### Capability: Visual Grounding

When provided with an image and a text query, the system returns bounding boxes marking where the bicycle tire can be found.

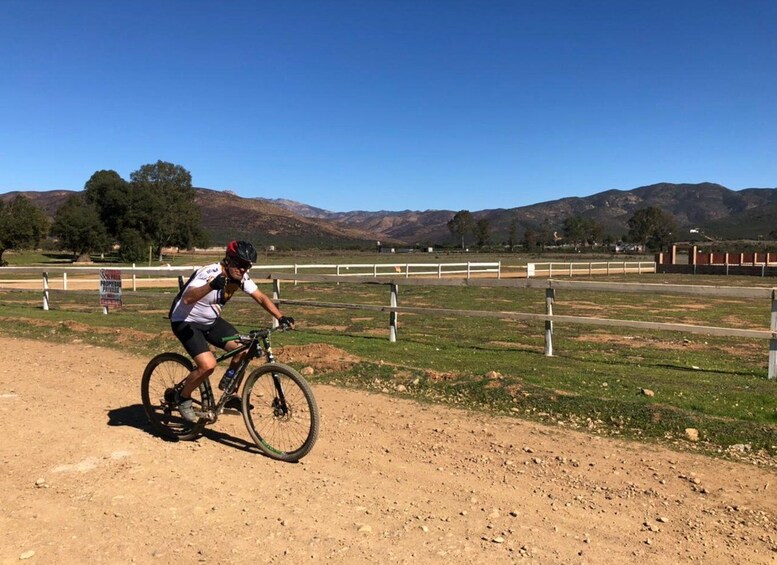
[141,352,206,441]
[241,363,320,462]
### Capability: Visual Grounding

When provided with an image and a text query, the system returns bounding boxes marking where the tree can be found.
[507,219,519,251]
[539,218,554,252]
[0,195,48,265]
[117,228,151,263]
[129,161,205,259]
[51,194,109,261]
[84,169,131,238]
[523,227,537,251]
[475,218,491,248]
[627,207,677,251]
[562,215,604,249]
[447,210,475,249]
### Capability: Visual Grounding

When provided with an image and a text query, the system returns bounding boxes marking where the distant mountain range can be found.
[3,182,776,247]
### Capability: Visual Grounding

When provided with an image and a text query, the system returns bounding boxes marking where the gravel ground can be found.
[1,336,776,564]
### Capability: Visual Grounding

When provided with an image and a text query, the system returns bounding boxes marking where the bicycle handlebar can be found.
[221,325,292,344]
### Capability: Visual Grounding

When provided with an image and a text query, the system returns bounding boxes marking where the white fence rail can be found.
[0,261,503,289]
[0,260,658,290]
[0,266,775,379]
[527,261,656,277]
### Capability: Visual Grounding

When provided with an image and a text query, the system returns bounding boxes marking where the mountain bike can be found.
[141,326,319,462]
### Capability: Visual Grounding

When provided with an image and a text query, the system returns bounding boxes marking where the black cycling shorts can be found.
[171,318,239,358]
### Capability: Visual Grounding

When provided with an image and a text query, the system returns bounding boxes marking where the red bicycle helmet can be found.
[225,240,257,266]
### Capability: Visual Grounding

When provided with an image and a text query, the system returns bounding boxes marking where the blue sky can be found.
[1,1,775,212]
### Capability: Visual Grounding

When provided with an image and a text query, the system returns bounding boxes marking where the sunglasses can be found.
[228,258,252,270]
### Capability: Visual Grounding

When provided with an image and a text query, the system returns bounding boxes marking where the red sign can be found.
[99,269,122,308]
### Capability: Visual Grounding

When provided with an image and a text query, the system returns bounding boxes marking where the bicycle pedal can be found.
[194,410,216,422]
[163,388,176,405]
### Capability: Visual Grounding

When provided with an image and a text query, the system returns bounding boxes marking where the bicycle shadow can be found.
[106,404,270,456]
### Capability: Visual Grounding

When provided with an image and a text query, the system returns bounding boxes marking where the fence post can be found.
[544,287,555,356]
[769,290,777,380]
[62,272,68,290]
[389,283,398,342]
[42,272,49,311]
[272,278,281,328]
[132,264,137,291]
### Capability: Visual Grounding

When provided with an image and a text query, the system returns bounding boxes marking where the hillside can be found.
[192,188,398,248]
[0,188,399,249]
[4,182,777,247]
[263,182,777,244]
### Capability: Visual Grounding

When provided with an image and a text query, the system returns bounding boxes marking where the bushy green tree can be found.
[507,219,519,251]
[523,227,537,251]
[82,162,206,261]
[51,194,109,261]
[83,170,130,237]
[475,218,491,247]
[627,207,676,251]
[129,161,205,259]
[562,215,604,249]
[539,218,554,251]
[117,228,151,263]
[0,195,48,265]
[447,210,475,249]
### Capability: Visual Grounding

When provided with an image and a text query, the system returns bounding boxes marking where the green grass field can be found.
[1,252,775,461]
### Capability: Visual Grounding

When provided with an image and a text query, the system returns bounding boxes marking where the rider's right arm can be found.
[181,265,223,305]
[182,282,213,305]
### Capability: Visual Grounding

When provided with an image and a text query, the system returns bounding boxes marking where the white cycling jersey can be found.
[169,262,258,324]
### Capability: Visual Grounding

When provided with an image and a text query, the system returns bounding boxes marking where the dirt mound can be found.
[277,343,360,372]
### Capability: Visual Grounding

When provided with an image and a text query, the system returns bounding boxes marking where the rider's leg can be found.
[223,339,246,371]
[180,350,217,399]
[220,339,247,410]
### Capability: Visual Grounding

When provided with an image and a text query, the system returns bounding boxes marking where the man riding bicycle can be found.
[169,240,294,422]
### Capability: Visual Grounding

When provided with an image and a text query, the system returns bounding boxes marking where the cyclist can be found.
[169,240,294,422]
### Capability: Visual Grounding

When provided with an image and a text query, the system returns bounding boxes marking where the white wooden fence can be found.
[1,264,772,379]
[257,272,777,381]
[525,261,656,277]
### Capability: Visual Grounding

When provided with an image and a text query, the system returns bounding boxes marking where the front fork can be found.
[262,341,288,414]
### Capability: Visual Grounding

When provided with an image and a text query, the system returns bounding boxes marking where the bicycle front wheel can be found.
[141,352,206,441]
[242,363,320,462]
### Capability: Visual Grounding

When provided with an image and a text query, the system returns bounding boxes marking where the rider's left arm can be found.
[249,289,284,320]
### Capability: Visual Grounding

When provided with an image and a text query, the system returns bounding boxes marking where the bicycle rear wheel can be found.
[141,352,206,441]
[242,363,320,462]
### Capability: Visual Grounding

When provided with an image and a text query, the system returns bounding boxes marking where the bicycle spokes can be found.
[242,363,319,462]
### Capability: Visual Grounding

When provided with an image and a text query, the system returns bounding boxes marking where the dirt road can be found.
[1,337,775,564]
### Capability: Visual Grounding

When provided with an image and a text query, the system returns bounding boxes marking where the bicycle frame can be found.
[197,330,280,423]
